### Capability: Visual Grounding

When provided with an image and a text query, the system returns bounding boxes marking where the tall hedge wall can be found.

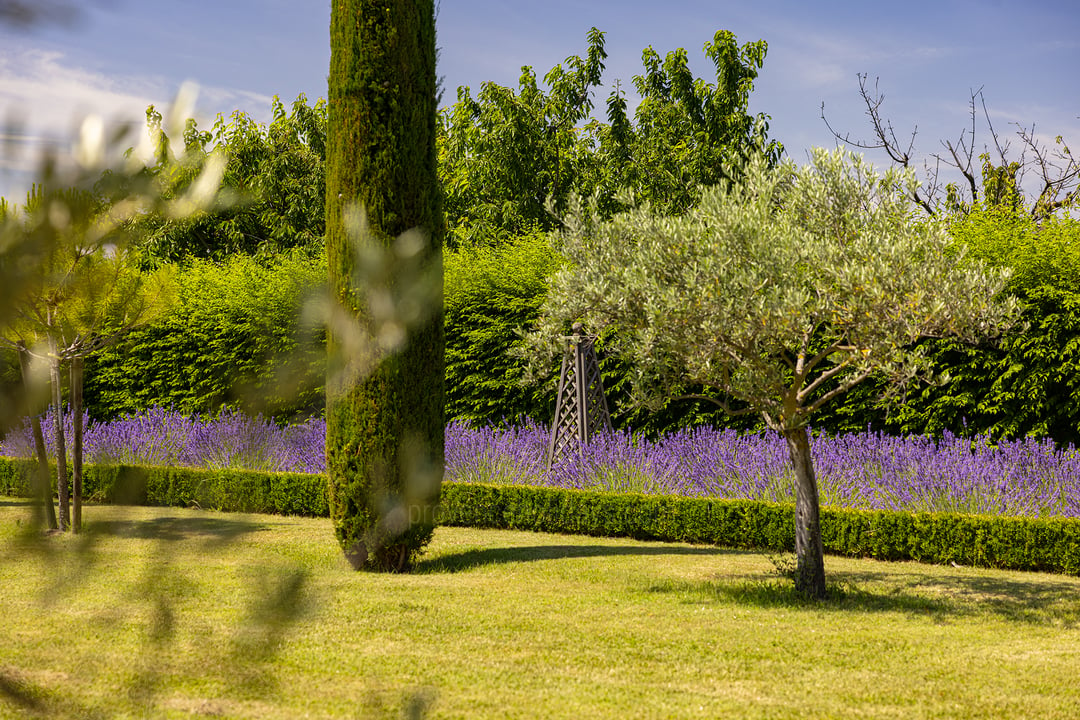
[82,251,325,423]
[59,205,1080,450]
[814,209,1080,447]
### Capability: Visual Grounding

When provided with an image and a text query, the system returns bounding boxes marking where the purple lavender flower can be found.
[1,405,327,475]
[444,420,547,485]
[4,407,1079,518]
[444,423,1080,518]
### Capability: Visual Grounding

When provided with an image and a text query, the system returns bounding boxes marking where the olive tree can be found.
[3,182,190,532]
[529,148,1019,598]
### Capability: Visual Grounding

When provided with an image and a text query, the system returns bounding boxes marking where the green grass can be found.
[1,498,1079,719]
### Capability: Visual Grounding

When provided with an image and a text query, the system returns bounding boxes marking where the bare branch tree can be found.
[941,87,981,206]
[1017,123,1080,218]
[821,73,939,215]
[822,75,1078,220]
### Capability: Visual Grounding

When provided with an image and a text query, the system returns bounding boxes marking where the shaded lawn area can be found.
[1,498,1078,719]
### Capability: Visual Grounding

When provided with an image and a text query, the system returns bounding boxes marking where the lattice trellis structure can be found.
[546,324,613,470]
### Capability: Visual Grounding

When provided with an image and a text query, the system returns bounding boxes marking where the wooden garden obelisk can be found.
[546,323,612,469]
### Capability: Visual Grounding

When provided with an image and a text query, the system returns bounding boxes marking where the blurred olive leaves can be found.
[0,67,446,715]
[0,84,226,433]
[0,0,88,29]
[0,87,313,716]
[318,202,443,402]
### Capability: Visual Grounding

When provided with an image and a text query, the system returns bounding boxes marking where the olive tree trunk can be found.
[325,0,444,571]
[783,426,826,599]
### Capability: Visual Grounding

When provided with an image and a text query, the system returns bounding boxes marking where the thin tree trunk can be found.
[17,345,58,530]
[48,341,69,532]
[783,426,826,599]
[31,415,58,530]
[70,355,84,533]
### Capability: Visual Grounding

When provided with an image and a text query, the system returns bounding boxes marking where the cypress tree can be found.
[325,0,444,571]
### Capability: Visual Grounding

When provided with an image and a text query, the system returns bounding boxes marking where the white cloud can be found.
[0,45,274,201]
[0,48,164,133]
[764,22,959,96]
[0,48,154,200]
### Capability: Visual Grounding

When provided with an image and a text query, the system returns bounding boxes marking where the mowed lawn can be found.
[1,499,1078,719]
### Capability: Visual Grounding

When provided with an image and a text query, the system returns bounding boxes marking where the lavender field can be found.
[447,421,1080,518]
[0,406,326,475]
[3,407,1079,518]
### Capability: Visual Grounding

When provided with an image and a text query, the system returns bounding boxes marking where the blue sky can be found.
[1,0,1077,202]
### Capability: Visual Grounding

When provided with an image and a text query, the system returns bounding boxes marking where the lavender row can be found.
[444,422,1080,518]
[3,408,1079,518]
[0,406,326,475]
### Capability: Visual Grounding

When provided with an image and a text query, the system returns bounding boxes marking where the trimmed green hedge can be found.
[820,506,1080,574]
[0,457,328,517]
[2,456,1076,574]
[437,483,1080,574]
[438,482,793,548]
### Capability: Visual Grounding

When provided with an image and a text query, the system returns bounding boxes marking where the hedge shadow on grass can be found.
[415,542,740,574]
[835,568,1080,627]
[646,575,957,619]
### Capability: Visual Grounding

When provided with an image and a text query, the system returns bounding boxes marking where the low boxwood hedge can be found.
[0,456,328,517]
[437,483,1080,574]
[2,456,1077,574]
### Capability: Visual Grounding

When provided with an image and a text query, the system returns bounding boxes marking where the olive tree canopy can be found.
[529,147,1019,597]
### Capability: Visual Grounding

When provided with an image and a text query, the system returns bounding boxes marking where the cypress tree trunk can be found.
[784,426,826,599]
[325,0,444,571]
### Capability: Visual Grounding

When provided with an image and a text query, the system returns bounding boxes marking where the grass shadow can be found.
[646,566,1080,627]
[646,575,955,619]
[0,667,108,720]
[415,542,741,574]
[85,515,269,550]
[835,567,1080,627]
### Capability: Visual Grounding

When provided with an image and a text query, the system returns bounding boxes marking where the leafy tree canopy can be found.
[438,27,783,247]
[130,94,327,265]
[951,206,1080,291]
[101,28,779,260]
